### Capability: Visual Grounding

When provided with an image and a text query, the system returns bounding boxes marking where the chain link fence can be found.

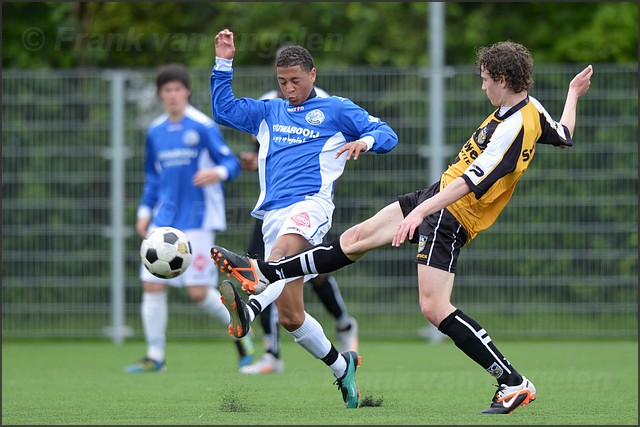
[2,64,637,341]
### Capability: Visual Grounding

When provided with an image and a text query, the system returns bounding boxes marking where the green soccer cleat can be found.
[235,332,256,369]
[334,351,361,408]
[124,357,166,373]
[237,354,254,369]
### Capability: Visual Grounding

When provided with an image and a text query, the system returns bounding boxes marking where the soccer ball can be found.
[140,227,192,279]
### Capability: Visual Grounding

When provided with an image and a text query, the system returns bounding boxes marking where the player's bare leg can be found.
[212,201,405,296]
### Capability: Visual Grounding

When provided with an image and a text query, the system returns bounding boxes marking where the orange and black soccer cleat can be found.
[219,280,252,338]
[211,246,270,294]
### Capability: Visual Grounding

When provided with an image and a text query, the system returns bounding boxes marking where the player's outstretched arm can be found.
[559,65,593,140]
[211,28,266,135]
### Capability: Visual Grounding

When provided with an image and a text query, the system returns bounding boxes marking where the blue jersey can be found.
[211,65,398,218]
[139,105,241,231]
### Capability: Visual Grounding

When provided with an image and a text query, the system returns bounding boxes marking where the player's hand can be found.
[215,29,235,59]
[392,210,424,247]
[568,65,593,99]
[193,169,221,186]
[336,140,368,160]
[136,217,151,239]
[240,151,258,171]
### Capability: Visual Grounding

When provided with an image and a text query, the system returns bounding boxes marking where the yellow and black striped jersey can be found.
[441,96,572,242]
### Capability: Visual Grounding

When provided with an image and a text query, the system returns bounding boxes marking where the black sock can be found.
[311,275,345,320]
[247,299,262,319]
[438,309,522,386]
[320,344,340,368]
[259,303,274,335]
[257,238,354,282]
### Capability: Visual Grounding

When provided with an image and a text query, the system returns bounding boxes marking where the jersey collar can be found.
[495,96,529,120]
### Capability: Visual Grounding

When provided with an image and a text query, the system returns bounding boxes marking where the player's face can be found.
[158,81,190,117]
[276,66,316,106]
[480,68,505,107]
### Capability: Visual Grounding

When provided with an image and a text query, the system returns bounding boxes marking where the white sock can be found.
[247,279,286,322]
[198,287,231,326]
[291,312,346,377]
[142,291,167,362]
[329,354,347,378]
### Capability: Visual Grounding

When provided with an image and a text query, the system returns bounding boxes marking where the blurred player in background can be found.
[211,29,398,408]
[238,45,358,376]
[125,63,254,373]
[212,42,593,413]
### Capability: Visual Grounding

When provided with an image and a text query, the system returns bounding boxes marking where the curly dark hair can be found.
[476,41,534,93]
[156,63,190,93]
[275,45,315,72]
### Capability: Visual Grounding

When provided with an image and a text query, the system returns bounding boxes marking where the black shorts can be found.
[397,181,468,273]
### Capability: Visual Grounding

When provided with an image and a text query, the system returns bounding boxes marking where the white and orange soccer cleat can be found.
[480,376,536,414]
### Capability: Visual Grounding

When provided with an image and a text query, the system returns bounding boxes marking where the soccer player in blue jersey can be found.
[125,64,255,373]
[210,29,398,408]
[212,42,593,413]
[239,69,359,376]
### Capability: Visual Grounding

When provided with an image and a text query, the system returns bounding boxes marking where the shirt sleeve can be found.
[337,98,398,154]
[536,104,573,147]
[202,122,241,182]
[210,61,269,136]
[139,132,160,213]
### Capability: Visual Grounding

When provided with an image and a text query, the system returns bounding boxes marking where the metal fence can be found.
[2,64,637,342]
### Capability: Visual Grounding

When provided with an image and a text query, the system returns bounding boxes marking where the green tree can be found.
[446,2,638,63]
[3,2,637,69]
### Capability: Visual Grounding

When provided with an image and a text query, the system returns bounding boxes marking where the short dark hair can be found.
[275,45,315,72]
[156,63,190,92]
[476,41,534,93]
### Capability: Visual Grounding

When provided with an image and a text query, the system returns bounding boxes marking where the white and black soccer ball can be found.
[140,227,192,279]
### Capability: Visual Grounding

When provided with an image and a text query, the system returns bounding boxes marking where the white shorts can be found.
[262,197,333,284]
[140,228,218,287]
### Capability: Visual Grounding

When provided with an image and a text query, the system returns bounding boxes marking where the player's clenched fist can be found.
[215,29,235,59]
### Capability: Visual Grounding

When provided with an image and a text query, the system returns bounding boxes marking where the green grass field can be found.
[2,339,637,425]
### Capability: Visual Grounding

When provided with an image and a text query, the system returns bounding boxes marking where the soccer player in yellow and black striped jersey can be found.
[211,41,593,413]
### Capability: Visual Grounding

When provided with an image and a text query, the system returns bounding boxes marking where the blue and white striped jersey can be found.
[211,65,398,218]
[139,105,241,231]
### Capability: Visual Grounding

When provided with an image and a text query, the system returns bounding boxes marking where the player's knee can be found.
[340,226,365,256]
[419,301,442,326]
[278,310,305,331]
[421,302,456,327]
